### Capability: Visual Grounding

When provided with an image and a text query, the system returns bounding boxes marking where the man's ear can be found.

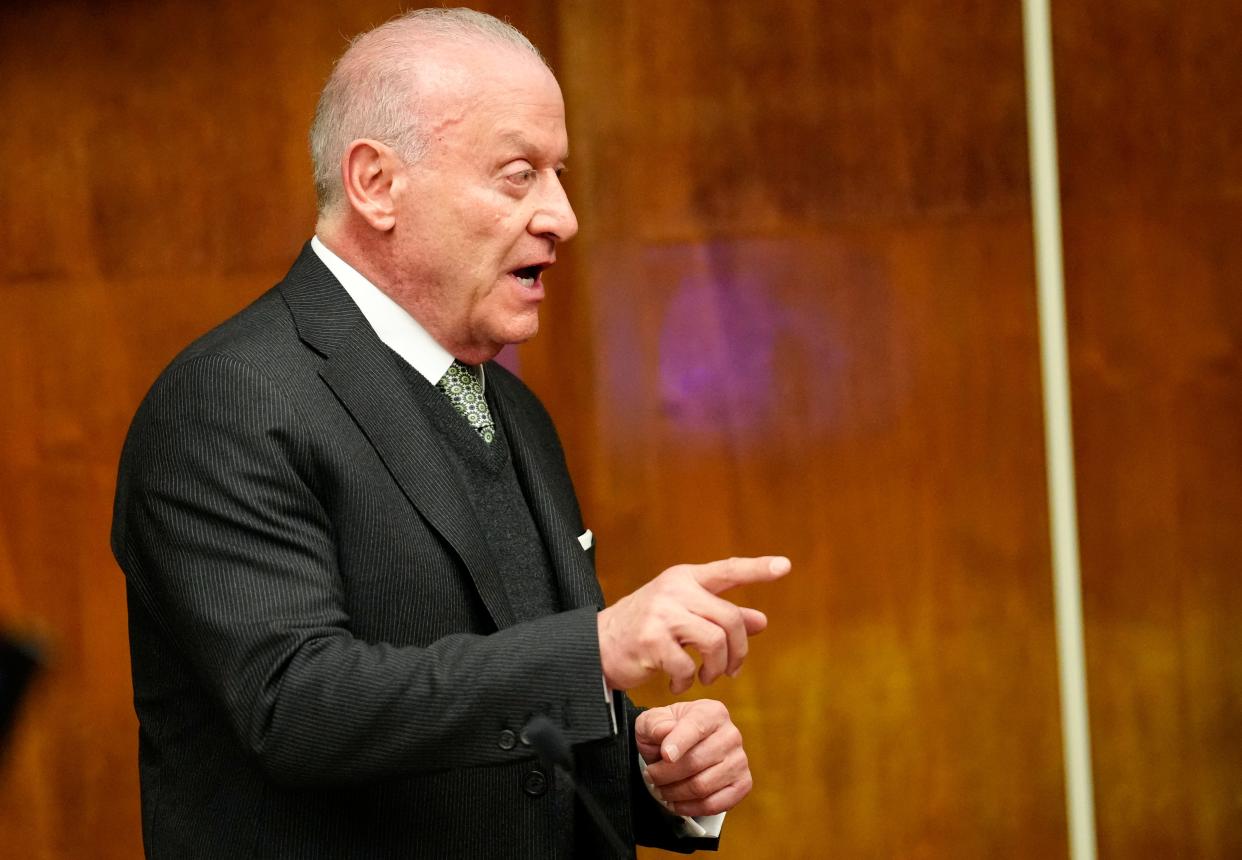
[340,139,402,231]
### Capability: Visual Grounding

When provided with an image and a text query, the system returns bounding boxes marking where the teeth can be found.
[510,264,544,287]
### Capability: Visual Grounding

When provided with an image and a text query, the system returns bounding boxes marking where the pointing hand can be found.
[596,555,790,694]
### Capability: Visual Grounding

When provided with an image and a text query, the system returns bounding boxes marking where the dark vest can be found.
[401,358,562,621]
[401,357,595,857]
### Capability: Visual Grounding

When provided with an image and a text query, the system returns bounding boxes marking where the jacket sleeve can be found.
[112,351,615,788]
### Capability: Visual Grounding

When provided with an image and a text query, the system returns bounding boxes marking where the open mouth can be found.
[510,263,547,288]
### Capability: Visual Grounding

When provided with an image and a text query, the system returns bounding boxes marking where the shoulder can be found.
[150,241,349,396]
[125,285,317,451]
[173,287,302,377]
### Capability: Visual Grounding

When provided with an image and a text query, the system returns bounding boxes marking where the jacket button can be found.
[498,729,517,750]
[523,768,548,797]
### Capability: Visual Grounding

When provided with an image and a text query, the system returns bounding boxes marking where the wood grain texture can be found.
[0,3,355,857]
[553,3,1065,857]
[1055,4,1242,855]
[10,1,1231,858]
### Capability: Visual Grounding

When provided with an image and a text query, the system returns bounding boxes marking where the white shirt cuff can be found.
[603,677,617,735]
[637,754,726,838]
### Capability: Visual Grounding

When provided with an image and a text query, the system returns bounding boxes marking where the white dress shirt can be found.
[311,235,475,389]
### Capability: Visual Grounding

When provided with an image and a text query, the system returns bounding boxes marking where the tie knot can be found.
[437,361,495,444]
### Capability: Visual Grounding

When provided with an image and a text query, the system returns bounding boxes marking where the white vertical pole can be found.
[1020,2,1099,858]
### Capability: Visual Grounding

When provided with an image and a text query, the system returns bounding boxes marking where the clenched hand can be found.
[636,700,752,817]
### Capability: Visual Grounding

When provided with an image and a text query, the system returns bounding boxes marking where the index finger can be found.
[659,703,729,765]
[691,556,791,595]
[635,706,679,745]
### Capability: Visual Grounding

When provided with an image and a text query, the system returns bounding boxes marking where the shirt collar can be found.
[310,235,482,390]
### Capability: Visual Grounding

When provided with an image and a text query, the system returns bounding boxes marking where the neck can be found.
[315,219,502,367]
[316,218,391,293]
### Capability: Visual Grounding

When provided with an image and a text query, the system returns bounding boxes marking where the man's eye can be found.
[508,169,537,185]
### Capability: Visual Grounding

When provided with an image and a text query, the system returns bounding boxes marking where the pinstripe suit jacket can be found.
[112,244,705,858]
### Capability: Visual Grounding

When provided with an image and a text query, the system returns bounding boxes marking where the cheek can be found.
[442,196,530,297]
[472,196,530,249]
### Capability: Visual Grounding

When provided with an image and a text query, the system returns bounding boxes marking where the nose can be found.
[530,173,578,243]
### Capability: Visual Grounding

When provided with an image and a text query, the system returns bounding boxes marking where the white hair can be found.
[308,7,547,216]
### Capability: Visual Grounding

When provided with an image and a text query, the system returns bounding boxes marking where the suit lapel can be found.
[279,244,517,630]
[491,375,604,612]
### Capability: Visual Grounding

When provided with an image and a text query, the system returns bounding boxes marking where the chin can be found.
[498,315,541,346]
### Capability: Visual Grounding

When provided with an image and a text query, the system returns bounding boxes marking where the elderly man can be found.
[112,8,788,858]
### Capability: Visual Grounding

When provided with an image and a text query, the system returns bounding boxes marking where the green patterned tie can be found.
[437,361,495,444]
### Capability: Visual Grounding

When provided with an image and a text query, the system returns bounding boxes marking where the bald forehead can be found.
[344,22,548,96]
[363,38,549,124]
[419,41,554,104]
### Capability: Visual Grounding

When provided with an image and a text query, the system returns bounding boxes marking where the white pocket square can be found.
[577,529,594,551]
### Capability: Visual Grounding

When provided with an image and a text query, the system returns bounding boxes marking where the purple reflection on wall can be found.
[598,237,889,444]
[657,263,781,435]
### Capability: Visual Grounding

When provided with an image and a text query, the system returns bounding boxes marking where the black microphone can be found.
[0,632,42,755]
[523,714,629,858]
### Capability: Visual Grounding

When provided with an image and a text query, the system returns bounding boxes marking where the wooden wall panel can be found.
[1054,2,1242,855]
[556,3,1064,857]
[0,1,1131,858]
[0,3,381,857]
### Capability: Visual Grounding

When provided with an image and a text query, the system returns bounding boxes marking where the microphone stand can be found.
[523,714,630,858]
